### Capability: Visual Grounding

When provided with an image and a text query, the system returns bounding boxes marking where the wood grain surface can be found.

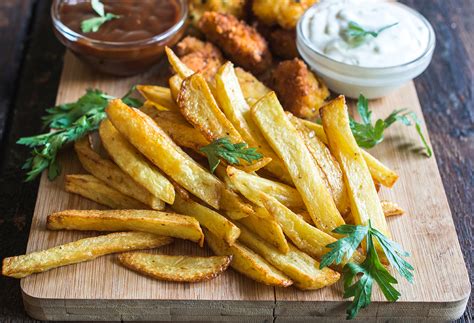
[17,52,470,321]
[0,0,472,322]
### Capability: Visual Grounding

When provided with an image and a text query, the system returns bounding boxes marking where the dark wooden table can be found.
[0,0,471,321]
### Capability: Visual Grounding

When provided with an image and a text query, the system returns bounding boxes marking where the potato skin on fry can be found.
[47,209,204,246]
[176,36,225,81]
[272,58,329,119]
[65,174,148,210]
[118,253,232,282]
[198,12,272,75]
[2,232,172,278]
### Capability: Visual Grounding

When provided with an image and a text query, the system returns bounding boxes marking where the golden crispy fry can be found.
[136,85,178,111]
[118,253,231,282]
[188,0,246,27]
[172,192,240,245]
[65,174,148,209]
[99,120,175,204]
[288,114,349,214]
[178,73,272,172]
[140,106,209,152]
[252,0,318,29]
[176,36,225,81]
[165,46,194,79]
[106,99,252,218]
[74,137,165,210]
[169,74,183,102]
[204,229,293,287]
[320,96,390,240]
[236,224,340,290]
[381,200,405,217]
[251,92,345,236]
[226,166,303,209]
[47,209,204,246]
[272,58,329,119]
[238,207,289,254]
[269,28,298,59]
[198,12,272,75]
[298,118,399,187]
[215,62,292,184]
[2,232,172,278]
[234,67,272,107]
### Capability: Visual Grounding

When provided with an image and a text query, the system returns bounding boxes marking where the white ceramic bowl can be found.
[296,2,436,99]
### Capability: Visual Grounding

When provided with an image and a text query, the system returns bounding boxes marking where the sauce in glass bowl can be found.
[52,0,188,76]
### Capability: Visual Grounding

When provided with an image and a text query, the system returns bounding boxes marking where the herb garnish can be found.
[17,88,142,182]
[81,0,120,33]
[342,21,398,47]
[200,137,263,173]
[350,94,432,157]
[320,220,414,319]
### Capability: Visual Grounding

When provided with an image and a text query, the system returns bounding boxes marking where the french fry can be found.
[214,62,292,184]
[165,46,194,79]
[172,192,240,245]
[99,119,175,204]
[169,74,183,102]
[288,114,349,214]
[234,67,271,107]
[381,200,405,217]
[136,85,178,111]
[298,118,399,188]
[251,92,345,236]
[140,106,209,152]
[65,174,148,209]
[226,166,303,209]
[236,224,340,290]
[47,209,204,246]
[118,253,231,282]
[74,137,165,210]
[204,229,293,287]
[178,73,272,172]
[106,99,253,219]
[238,207,289,254]
[2,232,172,278]
[320,95,390,239]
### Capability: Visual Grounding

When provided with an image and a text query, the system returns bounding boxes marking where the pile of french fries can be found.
[2,47,404,288]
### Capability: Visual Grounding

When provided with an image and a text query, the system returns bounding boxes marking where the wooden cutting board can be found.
[20,52,470,322]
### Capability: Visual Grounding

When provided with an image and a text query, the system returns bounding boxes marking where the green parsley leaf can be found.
[350,94,432,157]
[322,221,413,319]
[343,21,398,47]
[81,13,120,33]
[199,137,263,173]
[91,0,105,17]
[18,87,142,181]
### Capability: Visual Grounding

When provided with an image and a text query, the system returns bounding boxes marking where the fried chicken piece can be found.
[188,0,247,27]
[175,36,225,80]
[198,12,272,75]
[252,0,318,30]
[269,28,299,59]
[272,58,329,119]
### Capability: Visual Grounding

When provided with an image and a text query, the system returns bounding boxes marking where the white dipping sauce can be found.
[302,0,430,67]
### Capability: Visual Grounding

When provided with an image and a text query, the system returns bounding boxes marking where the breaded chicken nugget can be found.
[188,0,247,27]
[253,0,318,30]
[176,36,225,80]
[198,12,272,75]
[272,58,329,119]
[269,28,299,59]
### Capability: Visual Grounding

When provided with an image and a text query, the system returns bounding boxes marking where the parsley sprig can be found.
[81,0,120,33]
[342,21,398,47]
[350,94,432,157]
[200,137,263,173]
[320,221,414,319]
[17,88,142,182]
